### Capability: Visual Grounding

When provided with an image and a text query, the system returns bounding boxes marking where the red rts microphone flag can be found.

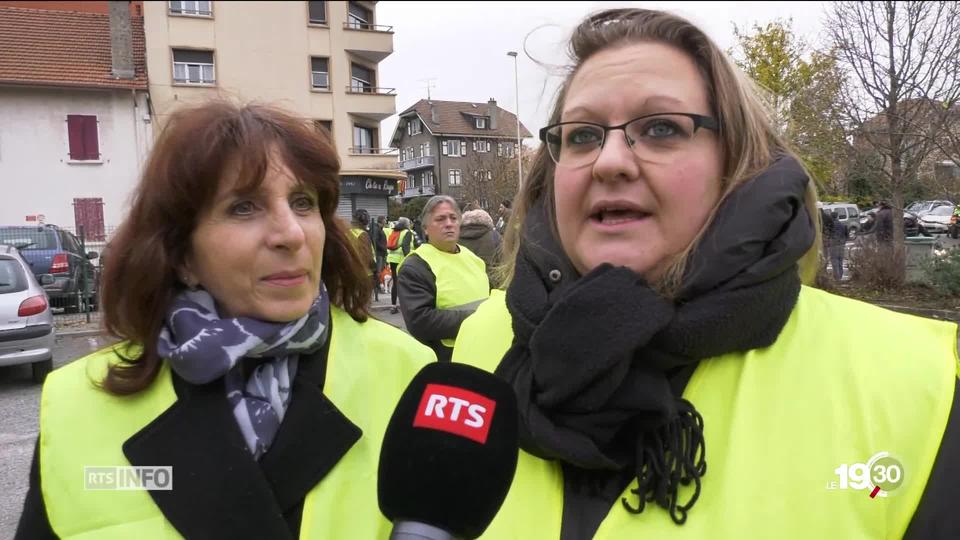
[378,362,519,540]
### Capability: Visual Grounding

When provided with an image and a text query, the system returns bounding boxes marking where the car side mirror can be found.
[86,252,99,260]
[40,274,55,286]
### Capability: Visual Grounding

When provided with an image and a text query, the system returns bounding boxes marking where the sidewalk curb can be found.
[57,329,105,338]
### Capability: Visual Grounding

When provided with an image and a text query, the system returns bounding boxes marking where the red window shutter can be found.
[67,115,85,159]
[92,199,105,240]
[82,116,99,160]
[73,198,105,241]
[67,115,98,160]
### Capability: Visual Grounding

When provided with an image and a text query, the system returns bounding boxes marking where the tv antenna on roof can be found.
[419,78,437,100]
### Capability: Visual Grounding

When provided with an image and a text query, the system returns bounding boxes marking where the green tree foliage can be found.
[730,19,849,193]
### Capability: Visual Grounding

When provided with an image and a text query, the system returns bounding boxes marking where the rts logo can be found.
[413,384,496,443]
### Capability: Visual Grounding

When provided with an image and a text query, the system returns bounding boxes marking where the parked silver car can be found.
[0,244,55,382]
[918,205,955,234]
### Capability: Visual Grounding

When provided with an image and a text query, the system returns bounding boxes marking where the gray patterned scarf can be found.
[157,286,331,460]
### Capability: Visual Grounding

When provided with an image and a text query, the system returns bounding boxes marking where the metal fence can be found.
[0,223,119,331]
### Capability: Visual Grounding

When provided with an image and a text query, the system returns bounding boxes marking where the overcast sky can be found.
[377,1,828,146]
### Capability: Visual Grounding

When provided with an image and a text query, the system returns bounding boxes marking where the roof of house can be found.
[0,6,147,90]
[393,99,533,142]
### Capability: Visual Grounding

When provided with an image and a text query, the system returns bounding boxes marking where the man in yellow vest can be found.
[398,196,489,362]
[387,216,416,314]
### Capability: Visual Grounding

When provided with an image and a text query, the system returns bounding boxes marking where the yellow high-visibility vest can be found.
[453,286,958,539]
[350,227,374,275]
[406,243,489,348]
[38,307,433,539]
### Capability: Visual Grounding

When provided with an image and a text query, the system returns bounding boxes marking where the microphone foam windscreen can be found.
[378,362,519,539]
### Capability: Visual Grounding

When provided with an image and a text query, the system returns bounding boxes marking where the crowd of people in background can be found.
[350,198,508,309]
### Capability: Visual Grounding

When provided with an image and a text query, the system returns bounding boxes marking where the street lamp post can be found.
[507,51,522,188]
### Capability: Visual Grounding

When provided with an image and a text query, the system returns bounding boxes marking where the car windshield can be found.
[0,258,27,294]
[930,206,955,216]
[0,228,57,250]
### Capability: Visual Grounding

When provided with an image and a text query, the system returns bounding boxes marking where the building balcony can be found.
[342,148,399,172]
[399,184,437,200]
[342,22,394,63]
[344,87,396,121]
[399,155,436,171]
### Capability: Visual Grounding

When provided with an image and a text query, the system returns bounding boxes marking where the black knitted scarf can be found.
[495,155,815,524]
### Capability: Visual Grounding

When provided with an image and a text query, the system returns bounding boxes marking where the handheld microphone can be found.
[378,362,519,540]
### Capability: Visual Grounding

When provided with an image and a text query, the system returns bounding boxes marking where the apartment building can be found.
[390,98,531,209]
[143,0,402,220]
[0,1,151,236]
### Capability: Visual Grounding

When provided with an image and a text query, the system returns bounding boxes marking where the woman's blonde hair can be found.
[496,8,821,295]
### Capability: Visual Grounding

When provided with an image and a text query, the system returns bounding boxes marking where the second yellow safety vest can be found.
[408,243,489,348]
[453,286,958,539]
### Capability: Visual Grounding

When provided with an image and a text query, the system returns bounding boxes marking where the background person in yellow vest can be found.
[452,8,960,539]
[398,195,490,363]
[16,102,435,539]
[387,217,416,314]
[349,208,378,301]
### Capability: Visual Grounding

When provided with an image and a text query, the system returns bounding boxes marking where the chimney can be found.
[429,101,439,124]
[488,98,498,130]
[109,1,135,80]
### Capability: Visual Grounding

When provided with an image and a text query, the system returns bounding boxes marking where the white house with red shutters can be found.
[0,2,152,242]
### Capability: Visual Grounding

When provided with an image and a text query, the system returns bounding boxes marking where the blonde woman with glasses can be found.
[453,8,960,539]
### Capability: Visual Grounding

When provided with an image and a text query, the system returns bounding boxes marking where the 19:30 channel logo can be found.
[828,452,904,498]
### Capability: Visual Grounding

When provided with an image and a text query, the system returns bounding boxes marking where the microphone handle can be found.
[390,521,459,540]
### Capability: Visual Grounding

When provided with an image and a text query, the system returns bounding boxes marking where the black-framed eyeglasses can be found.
[539,112,720,168]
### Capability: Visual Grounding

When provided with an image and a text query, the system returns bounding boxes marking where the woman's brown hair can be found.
[100,101,371,395]
[496,8,821,294]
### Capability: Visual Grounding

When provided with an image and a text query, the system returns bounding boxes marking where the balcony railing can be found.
[400,184,436,198]
[350,147,398,155]
[345,86,396,95]
[343,22,394,32]
[399,155,436,171]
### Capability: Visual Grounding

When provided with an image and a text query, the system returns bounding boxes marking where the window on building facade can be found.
[314,120,333,139]
[443,139,466,157]
[424,142,431,156]
[73,198,106,241]
[347,1,372,29]
[353,125,376,153]
[66,115,100,161]
[425,170,434,186]
[310,57,329,89]
[169,0,212,16]
[407,173,416,189]
[350,63,375,92]
[407,118,421,135]
[474,169,493,182]
[173,49,215,84]
[498,141,516,158]
[473,140,491,153]
[308,1,326,23]
[448,169,462,186]
[476,117,487,129]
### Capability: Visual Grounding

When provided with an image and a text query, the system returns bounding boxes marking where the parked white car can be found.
[918,205,955,234]
[0,244,55,383]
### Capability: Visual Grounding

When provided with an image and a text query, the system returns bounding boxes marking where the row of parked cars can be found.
[0,224,101,383]
[818,200,958,239]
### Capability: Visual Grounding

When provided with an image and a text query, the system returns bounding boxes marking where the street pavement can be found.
[0,333,118,537]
